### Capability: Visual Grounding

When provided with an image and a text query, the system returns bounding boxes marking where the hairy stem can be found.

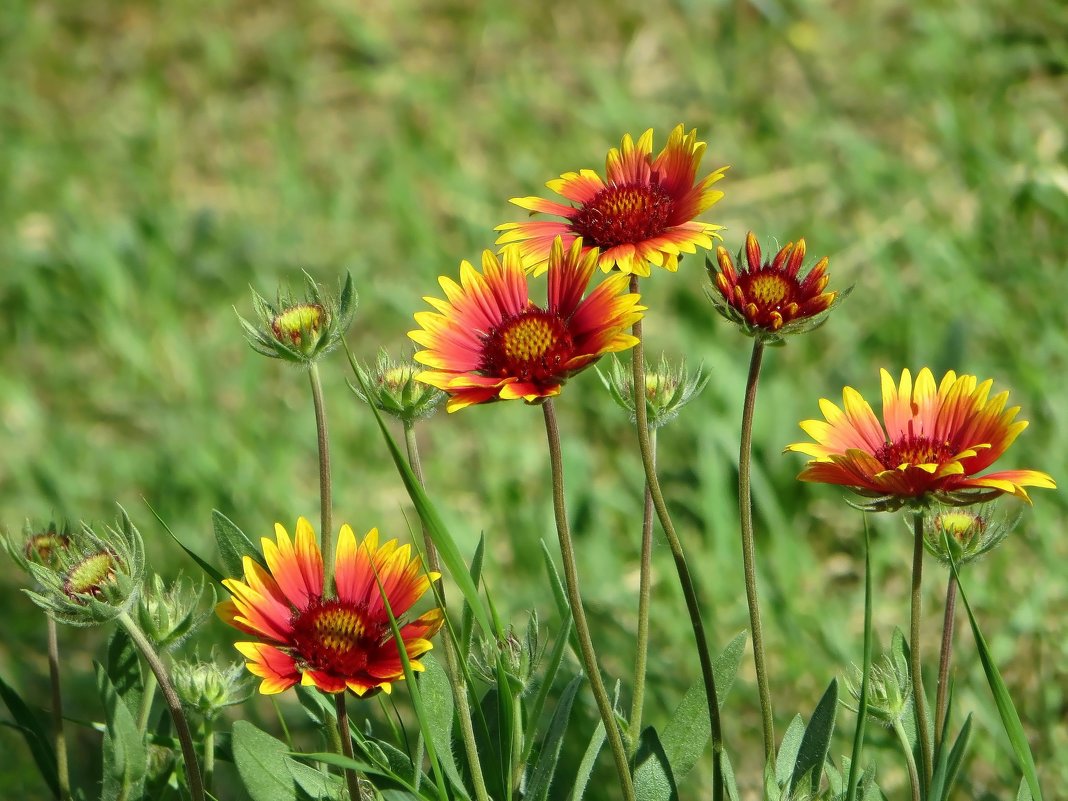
[935,572,958,743]
[335,694,364,801]
[403,422,491,801]
[738,339,775,762]
[542,400,635,801]
[628,427,657,749]
[628,277,723,801]
[136,670,158,734]
[893,719,922,801]
[309,362,334,591]
[203,723,215,796]
[46,618,70,801]
[910,511,933,789]
[118,613,204,801]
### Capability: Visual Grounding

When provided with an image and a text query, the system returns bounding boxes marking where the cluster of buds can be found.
[173,652,255,721]
[349,350,445,424]
[845,653,912,729]
[920,500,1022,568]
[471,610,543,694]
[237,271,357,364]
[599,354,710,430]
[4,511,145,627]
[137,573,213,651]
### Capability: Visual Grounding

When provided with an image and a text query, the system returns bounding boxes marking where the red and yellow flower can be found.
[708,232,843,341]
[218,518,443,696]
[786,368,1055,509]
[409,238,644,412]
[496,125,727,277]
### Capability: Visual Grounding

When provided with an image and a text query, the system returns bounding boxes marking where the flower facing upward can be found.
[409,238,644,412]
[786,368,1056,510]
[496,125,728,277]
[707,232,844,342]
[217,518,443,696]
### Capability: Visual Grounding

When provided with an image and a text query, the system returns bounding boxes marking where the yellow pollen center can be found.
[313,607,367,653]
[502,318,555,362]
[64,551,117,598]
[271,303,325,345]
[749,274,789,306]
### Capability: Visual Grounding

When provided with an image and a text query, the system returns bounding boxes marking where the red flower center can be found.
[290,598,383,677]
[481,309,575,383]
[571,182,675,248]
[875,435,955,470]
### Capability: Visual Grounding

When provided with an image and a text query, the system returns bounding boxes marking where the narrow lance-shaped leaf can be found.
[0,674,60,798]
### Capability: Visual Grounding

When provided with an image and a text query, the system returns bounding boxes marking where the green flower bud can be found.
[471,610,543,694]
[237,272,356,364]
[17,509,146,627]
[599,354,710,429]
[349,350,445,423]
[173,654,254,721]
[3,520,72,576]
[920,499,1022,568]
[137,573,213,651]
[845,654,911,728]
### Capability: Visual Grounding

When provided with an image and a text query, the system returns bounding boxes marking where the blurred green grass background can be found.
[1,0,1066,798]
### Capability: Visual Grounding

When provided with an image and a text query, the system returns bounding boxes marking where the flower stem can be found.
[628,427,656,750]
[909,511,933,789]
[934,572,958,744]
[893,718,922,801]
[628,278,723,801]
[118,612,205,801]
[46,617,71,801]
[403,422,491,801]
[203,723,215,796]
[335,693,364,801]
[542,400,635,801]
[738,339,776,763]
[309,362,335,591]
[136,669,158,732]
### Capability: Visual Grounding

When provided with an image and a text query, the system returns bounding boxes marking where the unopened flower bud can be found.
[350,350,445,423]
[599,354,710,429]
[173,655,254,721]
[3,521,72,576]
[920,499,1022,568]
[845,654,911,728]
[238,272,356,364]
[138,573,212,651]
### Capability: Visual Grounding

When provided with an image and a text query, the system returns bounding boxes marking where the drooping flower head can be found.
[496,125,728,277]
[786,368,1056,511]
[707,232,845,343]
[409,238,644,412]
[217,518,443,696]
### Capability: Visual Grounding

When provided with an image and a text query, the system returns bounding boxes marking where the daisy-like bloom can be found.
[707,232,845,343]
[409,238,644,412]
[217,518,443,696]
[785,368,1056,511]
[496,125,728,277]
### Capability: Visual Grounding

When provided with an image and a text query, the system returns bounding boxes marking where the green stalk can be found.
[909,511,933,789]
[118,612,204,801]
[844,520,873,801]
[737,339,775,762]
[203,723,215,796]
[627,427,656,750]
[335,693,364,801]
[893,718,922,801]
[46,618,71,801]
[629,278,723,801]
[542,400,635,801]
[403,421,491,801]
[136,670,158,733]
[309,362,335,591]
[934,573,958,744]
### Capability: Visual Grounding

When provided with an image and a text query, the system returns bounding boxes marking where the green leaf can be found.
[96,662,147,801]
[346,342,492,637]
[1017,777,1034,801]
[212,509,266,578]
[949,553,1044,801]
[540,540,581,657]
[0,673,60,798]
[460,534,486,661]
[106,628,143,722]
[633,726,678,801]
[420,654,471,799]
[522,615,573,766]
[299,752,431,799]
[566,681,612,801]
[232,719,300,801]
[845,518,874,801]
[658,630,747,783]
[144,500,225,585]
[774,715,804,790]
[790,678,838,793]
[526,674,584,801]
[286,757,343,800]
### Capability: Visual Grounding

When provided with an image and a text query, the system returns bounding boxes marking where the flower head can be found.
[349,350,446,423]
[496,125,728,277]
[599,354,710,429]
[409,238,644,412]
[217,518,443,696]
[237,272,357,364]
[707,232,845,343]
[786,368,1056,511]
